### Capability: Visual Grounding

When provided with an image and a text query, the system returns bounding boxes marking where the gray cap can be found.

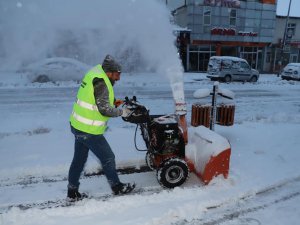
[102,55,122,73]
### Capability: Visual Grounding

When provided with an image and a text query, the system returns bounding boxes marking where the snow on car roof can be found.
[286,63,300,67]
[210,56,247,63]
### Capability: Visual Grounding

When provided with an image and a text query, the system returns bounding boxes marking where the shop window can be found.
[290,54,298,63]
[189,45,199,52]
[199,46,210,51]
[203,6,211,25]
[229,9,237,26]
[266,52,271,63]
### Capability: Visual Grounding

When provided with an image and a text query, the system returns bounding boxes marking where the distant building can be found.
[170,0,300,73]
[271,15,300,72]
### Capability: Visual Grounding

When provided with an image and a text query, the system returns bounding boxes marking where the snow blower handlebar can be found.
[123,96,137,105]
[122,96,188,144]
[121,96,149,124]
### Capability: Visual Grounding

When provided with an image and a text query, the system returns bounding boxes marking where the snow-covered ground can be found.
[0,72,300,225]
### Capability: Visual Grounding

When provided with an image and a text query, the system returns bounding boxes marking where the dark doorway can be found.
[221,46,237,56]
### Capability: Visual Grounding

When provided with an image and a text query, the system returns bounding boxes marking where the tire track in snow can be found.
[0,165,151,188]
[173,176,300,225]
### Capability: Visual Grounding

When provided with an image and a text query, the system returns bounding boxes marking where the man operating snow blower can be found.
[68,55,135,200]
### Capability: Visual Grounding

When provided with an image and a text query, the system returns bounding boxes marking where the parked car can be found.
[207,56,259,82]
[18,57,90,83]
[280,63,300,81]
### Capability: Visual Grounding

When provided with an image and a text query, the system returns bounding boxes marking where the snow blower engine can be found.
[122,96,189,188]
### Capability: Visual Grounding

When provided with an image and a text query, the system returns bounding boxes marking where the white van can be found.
[207,56,259,82]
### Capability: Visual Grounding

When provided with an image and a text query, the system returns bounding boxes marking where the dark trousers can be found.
[68,126,120,189]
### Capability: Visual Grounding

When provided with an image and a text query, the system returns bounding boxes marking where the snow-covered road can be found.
[1,73,300,225]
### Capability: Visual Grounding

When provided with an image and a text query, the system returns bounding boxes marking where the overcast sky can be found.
[163,0,299,17]
[277,0,299,17]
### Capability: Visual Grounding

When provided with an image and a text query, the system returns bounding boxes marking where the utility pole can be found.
[279,0,292,72]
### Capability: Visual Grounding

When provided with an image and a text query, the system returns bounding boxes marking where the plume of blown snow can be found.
[0,0,184,102]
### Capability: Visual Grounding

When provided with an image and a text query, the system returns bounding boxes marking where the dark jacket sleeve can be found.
[93,78,122,117]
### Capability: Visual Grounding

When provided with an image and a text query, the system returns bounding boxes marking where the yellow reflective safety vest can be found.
[70,65,114,134]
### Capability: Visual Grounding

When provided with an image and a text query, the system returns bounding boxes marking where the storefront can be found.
[173,0,277,72]
[186,41,266,72]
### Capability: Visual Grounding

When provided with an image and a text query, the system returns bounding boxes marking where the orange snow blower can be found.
[176,100,231,185]
[122,95,231,188]
[185,126,231,185]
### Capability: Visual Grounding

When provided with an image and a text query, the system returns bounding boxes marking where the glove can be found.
[114,99,124,108]
[121,107,132,118]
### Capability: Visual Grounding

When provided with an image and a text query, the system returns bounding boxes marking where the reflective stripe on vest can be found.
[76,99,98,111]
[72,111,107,126]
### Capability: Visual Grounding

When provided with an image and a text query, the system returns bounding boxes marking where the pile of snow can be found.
[193,88,211,99]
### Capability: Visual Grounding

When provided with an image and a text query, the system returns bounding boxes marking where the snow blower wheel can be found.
[145,152,156,170]
[157,157,189,188]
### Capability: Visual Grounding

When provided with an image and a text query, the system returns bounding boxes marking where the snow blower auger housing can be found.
[122,96,189,188]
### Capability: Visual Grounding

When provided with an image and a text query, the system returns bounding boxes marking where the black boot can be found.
[112,182,136,195]
[67,188,87,201]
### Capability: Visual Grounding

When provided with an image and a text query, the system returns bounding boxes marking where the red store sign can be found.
[204,0,241,8]
[211,28,258,37]
[211,27,236,36]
